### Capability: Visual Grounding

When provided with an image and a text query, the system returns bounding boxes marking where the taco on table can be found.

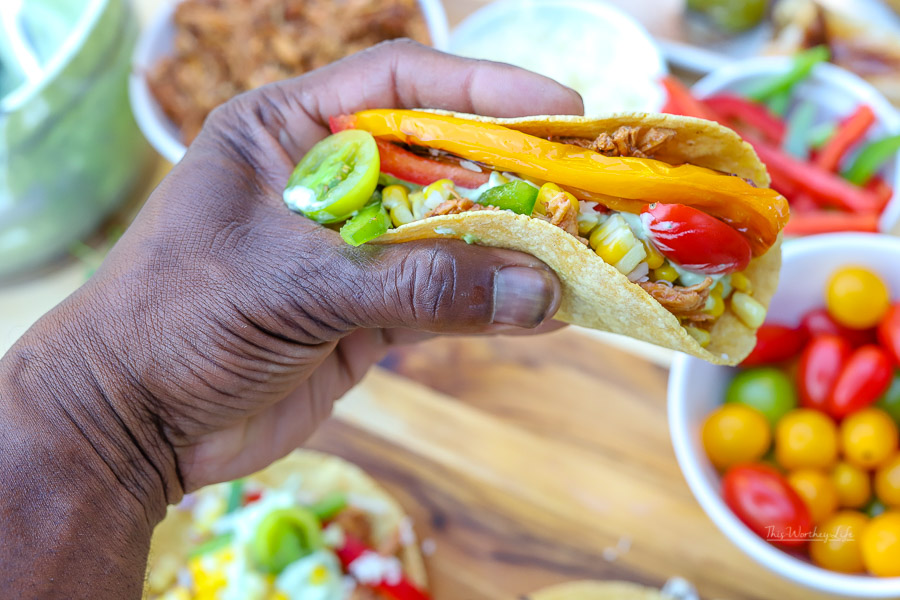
[283,110,789,365]
[145,451,429,600]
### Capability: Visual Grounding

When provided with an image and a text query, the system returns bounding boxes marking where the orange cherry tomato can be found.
[787,469,839,524]
[840,408,899,470]
[875,453,900,508]
[861,512,900,576]
[826,266,890,330]
[702,404,771,470]
[832,462,872,509]
[810,511,868,574]
[775,409,838,471]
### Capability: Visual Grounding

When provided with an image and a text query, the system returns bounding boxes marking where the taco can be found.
[284,110,789,365]
[524,580,675,600]
[144,450,429,599]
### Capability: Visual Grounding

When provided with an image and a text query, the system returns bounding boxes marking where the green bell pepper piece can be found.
[746,46,829,103]
[340,199,391,246]
[188,532,235,559]
[843,134,900,186]
[308,492,347,522]
[251,506,323,574]
[783,100,818,159]
[876,371,900,427]
[477,181,539,214]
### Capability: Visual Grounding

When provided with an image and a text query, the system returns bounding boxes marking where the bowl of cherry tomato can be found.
[669,233,900,596]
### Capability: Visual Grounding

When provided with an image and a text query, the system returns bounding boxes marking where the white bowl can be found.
[669,233,900,598]
[130,0,450,164]
[448,0,667,116]
[692,57,900,235]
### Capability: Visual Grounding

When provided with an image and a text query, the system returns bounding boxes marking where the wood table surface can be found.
[309,331,836,600]
[0,1,839,599]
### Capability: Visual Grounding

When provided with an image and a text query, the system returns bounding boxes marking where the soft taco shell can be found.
[377,111,782,365]
[525,580,673,600]
[145,450,427,596]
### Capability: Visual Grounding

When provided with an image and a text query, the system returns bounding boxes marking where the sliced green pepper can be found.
[250,506,323,574]
[188,532,235,559]
[783,100,818,159]
[746,46,829,103]
[283,130,380,224]
[225,479,244,514]
[308,492,347,521]
[808,122,838,150]
[339,200,391,246]
[765,89,792,117]
[477,181,539,214]
[843,134,900,186]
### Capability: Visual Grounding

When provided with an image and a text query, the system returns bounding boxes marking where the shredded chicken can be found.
[551,126,676,159]
[545,192,581,239]
[332,506,374,548]
[638,277,714,320]
[425,198,497,217]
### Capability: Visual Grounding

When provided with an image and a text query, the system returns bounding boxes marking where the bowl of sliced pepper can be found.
[662,47,900,238]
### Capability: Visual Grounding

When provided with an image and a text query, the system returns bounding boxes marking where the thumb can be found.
[339,239,562,333]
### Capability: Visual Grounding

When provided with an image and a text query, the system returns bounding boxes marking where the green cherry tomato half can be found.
[283,130,380,224]
[250,506,323,574]
[726,367,797,426]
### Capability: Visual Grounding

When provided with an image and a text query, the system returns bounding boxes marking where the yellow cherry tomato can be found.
[875,453,900,508]
[702,404,771,470]
[832,461,872,509]
[861,511,900,576]
[776,409,839,470]
[840,408,899,470]
[810,511,868,573]
[788,469,839,523]
[826,266,890,329]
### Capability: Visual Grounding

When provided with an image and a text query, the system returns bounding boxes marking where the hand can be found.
[3,40,583,520]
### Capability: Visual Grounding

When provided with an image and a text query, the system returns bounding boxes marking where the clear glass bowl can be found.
[0,0,151,280]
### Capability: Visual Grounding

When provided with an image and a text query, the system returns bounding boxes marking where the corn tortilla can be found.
[145,450,427,596]
[377,111,782,365]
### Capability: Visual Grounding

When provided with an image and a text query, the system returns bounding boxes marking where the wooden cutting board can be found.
[308,329,833,600]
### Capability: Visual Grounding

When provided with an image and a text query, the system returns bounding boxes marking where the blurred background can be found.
[5,1,900,598]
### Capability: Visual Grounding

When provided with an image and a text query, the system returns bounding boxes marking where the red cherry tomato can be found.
[801,307,877,347]
[878,303,900,367]
[640,203,752,275]
[798,335,852,412]
[829,345,894,419]
[722,464,812,549]
[741,323,808,366]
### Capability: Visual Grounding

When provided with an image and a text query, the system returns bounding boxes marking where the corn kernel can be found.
[534,182,577,218]
[589,214,646,274]
[704,290,725,318]
[409,191,427,220]
[652,264,679,282]
[732,292,767,328]
[731,271,752,294]
[382,185,414,226]
[684,326,711,347]
[642,240,665,269]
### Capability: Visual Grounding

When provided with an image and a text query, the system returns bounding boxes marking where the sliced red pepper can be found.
[789,193,818,213]
[330,114,490,188]
[815,105,875,172]
[703,94,786,144]
[868,176,894,209]
[660,76,721,121]
[745,132,884,214]
[336,534,430,600]
[784,211,879,236]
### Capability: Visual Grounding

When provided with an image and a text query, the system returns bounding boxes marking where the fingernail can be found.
[492,266,556,327]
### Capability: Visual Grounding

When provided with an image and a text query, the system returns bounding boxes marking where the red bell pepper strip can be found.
[660,76,721,121]
[703,94,786,144]
[868,176,894,209]
[336,534,430,600]
[745,132,884,214]
[790,193,818,213]
[330,114,490,189]
[815,105,875,172]
[784,211,879,236]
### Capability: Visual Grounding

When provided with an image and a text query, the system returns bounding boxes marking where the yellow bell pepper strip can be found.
[337,110,789,256]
